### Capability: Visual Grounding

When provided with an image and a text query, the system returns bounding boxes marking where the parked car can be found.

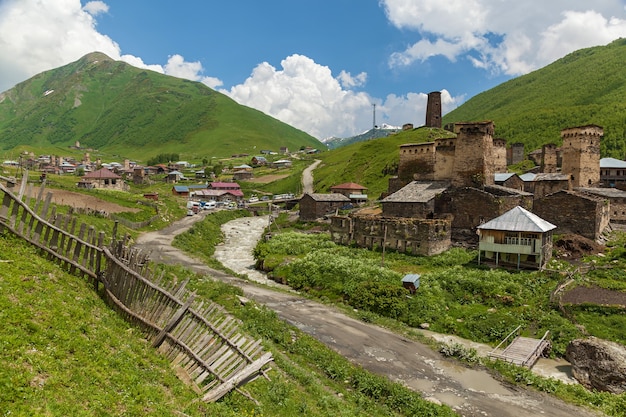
[260,196,270,201]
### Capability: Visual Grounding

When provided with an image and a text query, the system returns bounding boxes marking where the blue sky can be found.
[1,1,626,140]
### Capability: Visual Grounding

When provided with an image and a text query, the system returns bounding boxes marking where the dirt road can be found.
[135,213,602,417]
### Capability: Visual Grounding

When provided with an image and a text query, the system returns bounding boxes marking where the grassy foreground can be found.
[0,227,454,416]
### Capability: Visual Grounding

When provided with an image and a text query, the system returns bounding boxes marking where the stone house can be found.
[81,167,128,191]
[381,181,450,218]
[532,173,571,199]
[435,185,533,239]
[533,190,610,241]
[477,206,556,270]
[299,193,350,221]
[576,187,626,225]
[494,173,524,191]
[251,156,268,166]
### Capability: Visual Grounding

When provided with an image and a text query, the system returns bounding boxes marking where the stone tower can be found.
[425,91,442,128]
[452,121,496,188]
[560,125,602,188]
[541,143,558,173]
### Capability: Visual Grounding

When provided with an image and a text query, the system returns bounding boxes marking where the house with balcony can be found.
[477,206,556,270]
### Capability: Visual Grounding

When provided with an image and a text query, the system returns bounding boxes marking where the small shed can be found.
[401,274,421,294]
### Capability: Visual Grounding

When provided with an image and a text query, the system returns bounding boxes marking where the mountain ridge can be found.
[0,52,322,161]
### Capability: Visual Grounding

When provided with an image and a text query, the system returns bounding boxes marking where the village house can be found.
[166,170,185,183]
[299,193,351,221]
[533,190,610,241]
[494,173,524,191]
[232,170,254,181]
[171,185,190,197]
[477,206,556,270]
[600,157,626,188]
[80,167,128,191]
[381,181,449,218]
[208,182,244,201]
[270,159,292,169]
[330,182,368,198]
[251,156,268,166]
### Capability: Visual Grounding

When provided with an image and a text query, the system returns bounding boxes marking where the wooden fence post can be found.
[152,293,196,348]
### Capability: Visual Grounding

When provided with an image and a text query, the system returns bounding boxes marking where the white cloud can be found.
[0,0,221,92]
[224,54,465,139]
[163,54,223,89]
[381,0,626,76]
[83,1,109,16]
[337,70,367,89]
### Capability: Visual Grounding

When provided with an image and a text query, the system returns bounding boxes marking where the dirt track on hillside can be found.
[134,212,603,417]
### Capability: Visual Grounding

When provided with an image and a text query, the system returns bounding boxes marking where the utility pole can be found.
[372,103,376,131]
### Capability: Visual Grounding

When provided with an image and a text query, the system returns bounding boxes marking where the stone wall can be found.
[330,214,452,256]
[561,125,602,188]
[533,190,609,240]
[382,200,435,218]
[509,142,525,165]
[541,143,558,173]
[398,142,435,182]
[436,186,533,233]
[493,138,507,173]
[434,138,456,180]
[451,121,496,188]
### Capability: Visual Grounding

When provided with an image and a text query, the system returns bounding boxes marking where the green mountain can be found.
[443,38,626,158]
[0,52,322,161]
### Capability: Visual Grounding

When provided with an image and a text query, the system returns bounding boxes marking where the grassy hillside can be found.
[0,227,454,417]
[314,127,456,198]
[443,38,626,157]
[0,52,321,161]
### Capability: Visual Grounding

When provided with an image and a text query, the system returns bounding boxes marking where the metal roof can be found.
[401,274,421,284]
[600,157,626,168]
[477,206,556,232]
[494,173,515,182]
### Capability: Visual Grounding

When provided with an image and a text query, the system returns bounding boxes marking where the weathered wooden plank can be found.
[202,353,273,402]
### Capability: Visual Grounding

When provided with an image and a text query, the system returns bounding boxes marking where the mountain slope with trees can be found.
[443,38,626,158]
[0,52,322,161]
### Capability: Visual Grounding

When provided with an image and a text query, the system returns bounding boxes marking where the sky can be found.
[1,1,626,141]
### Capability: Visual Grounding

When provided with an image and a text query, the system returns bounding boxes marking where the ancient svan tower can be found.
[398,142,436,182]
[541,143,558,173]
[561,125,602,187]
[452,121,496,187]
[492,138,507,173]
[425,91,442,128]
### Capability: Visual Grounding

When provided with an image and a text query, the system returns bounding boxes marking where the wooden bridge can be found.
[488,326,551,368]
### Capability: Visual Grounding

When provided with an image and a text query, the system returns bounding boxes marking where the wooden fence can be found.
[0,179,272,403]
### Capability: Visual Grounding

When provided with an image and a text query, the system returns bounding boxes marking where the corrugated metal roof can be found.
[401,274,421,284]
[600,157,626,168]
[494,173,515,182]
[519,173,536,182]
[477,206,556,232]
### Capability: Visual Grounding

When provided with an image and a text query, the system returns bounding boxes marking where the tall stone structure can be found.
[425,91,442,128]
[509,142,525,165]
[492,138,507,173]
[561,125,602,188]
[541,143,558,173]
[452,121,496,187]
